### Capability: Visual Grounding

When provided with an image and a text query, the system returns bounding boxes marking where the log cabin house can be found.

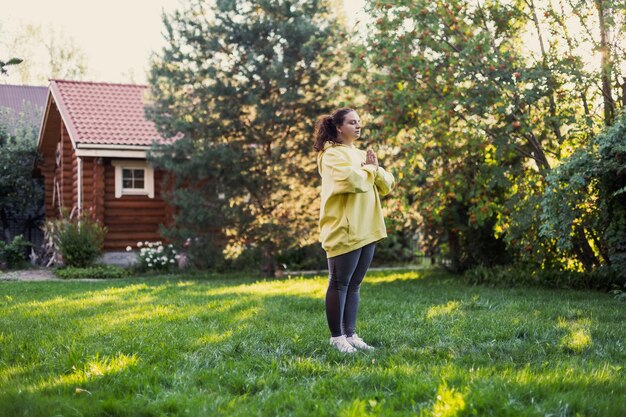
[36,80,174,262]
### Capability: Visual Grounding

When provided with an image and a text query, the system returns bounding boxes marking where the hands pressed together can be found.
[361,147,379,169]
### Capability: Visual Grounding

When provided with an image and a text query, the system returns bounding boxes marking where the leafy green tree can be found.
[356,0,624,272]
[542,110,626,278]
[148,0,347,275]
[0,107,44,244]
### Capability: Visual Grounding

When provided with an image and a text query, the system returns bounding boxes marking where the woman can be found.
[314,107,395,353]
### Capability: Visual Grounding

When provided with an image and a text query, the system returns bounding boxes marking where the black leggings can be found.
[325,243,375,338]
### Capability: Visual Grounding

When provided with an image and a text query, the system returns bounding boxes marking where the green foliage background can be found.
[146,0,625,279]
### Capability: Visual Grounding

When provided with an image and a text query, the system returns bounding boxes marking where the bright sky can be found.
[0,0,367,86]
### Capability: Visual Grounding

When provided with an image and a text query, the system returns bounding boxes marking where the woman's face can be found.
[338,111,361,141]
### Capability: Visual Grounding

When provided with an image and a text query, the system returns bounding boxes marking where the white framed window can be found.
[111,160,154,198]
[123,168,145,190]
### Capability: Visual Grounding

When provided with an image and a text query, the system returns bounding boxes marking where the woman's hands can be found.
[362,147,379,169]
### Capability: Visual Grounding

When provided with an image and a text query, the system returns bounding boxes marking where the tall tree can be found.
[148,0,347,275]
[356,0,624,271]
[0,23,88,84]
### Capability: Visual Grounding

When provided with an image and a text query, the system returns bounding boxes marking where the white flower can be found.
[126,246,132,252]
[175,254,181,260]
[148,263,153,267]
[137,242,143,248]
[170,259,175,263]
[157,246,164,253]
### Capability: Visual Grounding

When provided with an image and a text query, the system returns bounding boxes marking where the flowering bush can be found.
[44,209,106,267]
[126,241,178,271]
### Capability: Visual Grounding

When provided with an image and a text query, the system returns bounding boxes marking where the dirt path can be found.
[0,268,60,281]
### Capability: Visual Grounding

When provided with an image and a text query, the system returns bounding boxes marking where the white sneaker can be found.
[329,335,357,353]
[346,334,374,350]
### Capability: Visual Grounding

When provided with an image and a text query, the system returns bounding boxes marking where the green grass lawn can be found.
[1,269,624,416]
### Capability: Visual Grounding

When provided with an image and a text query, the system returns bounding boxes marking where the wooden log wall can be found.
[102,163,169,250]
[43,123,76,218]
[61,125,76,212]
[42,162,55,219]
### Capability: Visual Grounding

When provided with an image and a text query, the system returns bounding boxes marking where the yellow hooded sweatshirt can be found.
[317,142,395,258]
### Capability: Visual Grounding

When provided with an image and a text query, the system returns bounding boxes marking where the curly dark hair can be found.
[313,107,355,152]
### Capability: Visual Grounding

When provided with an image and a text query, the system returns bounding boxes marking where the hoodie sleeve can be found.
[374,166,395,196]
[319,148,376,195]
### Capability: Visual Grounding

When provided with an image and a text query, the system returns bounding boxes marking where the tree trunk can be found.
[596,0,615,125]
[446,229,462,273]
[1,208,12,243]
[260,241,276,277]
[572,227,600,272]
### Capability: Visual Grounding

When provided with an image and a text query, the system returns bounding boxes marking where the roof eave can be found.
[36,90,53,154]
[74,143,153,159]
[75,143,152,150]
[49,80,81,151]
[74,148,149,159]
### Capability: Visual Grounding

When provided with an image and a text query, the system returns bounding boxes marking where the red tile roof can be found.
[50,79,168,147]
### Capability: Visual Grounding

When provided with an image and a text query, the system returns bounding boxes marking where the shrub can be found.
[58,218,106,267]
[541,109,626,275]
[464,264,625,291]
[373,229,422,266]
[54,265,131,279]
[179,235,228,271]
[0,235,31,269]
[44,210,106,267]
[222,244,262,272]
[276,243,326,272]
[128,241,178,272]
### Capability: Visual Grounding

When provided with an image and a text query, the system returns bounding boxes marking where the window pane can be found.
[122,167,146,190]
